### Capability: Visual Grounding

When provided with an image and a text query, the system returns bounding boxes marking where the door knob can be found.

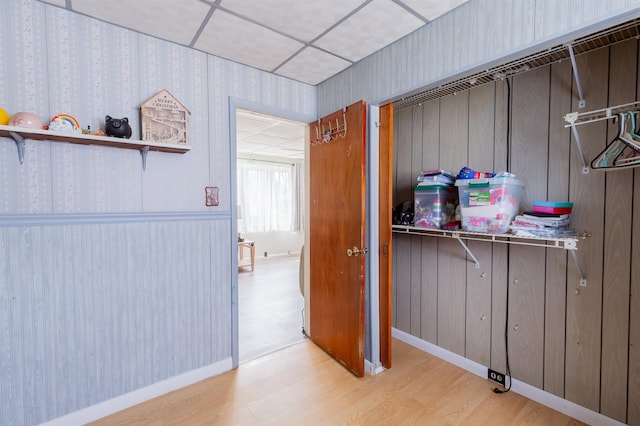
[347,246,369,256]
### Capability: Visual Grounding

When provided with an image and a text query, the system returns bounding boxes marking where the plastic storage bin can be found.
[455,177,523,233]
[413,185,458,229]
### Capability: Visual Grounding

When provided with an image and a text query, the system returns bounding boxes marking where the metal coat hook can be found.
[311,107,348,146]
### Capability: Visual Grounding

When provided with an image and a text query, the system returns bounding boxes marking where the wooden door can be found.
[378,103,393,368]
[309,100,367,377]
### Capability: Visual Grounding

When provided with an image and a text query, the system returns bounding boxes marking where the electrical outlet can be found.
[488,368,506,386]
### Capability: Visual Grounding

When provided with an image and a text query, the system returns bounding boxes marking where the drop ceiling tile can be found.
[237,116,276,133]
[245,133,289,145]
[195,10,304,72]
[261,124,306,140]
[281,140,305,151]
[238,141,266,153]
[399,0,468,21]
[314,0,425,62]
[220,0,366,43]
[71,0,210,45]
[277,46,351,85]
[237,129,254,139]
[38,0,66,7]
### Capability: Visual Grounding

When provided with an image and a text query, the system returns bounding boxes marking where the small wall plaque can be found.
[205,186,219,206]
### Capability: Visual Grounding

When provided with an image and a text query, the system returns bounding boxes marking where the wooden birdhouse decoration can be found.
[140,89,190,145]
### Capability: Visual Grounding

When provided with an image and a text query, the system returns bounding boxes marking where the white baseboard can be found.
[392,328,624,426]
[39,357,233,426]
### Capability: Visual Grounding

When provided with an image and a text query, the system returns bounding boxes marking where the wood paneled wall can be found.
[392,41,640,424]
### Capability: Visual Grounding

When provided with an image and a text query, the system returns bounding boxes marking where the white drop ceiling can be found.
[37,0,467,159]
[38,0,467,86]
[236,109,307,160]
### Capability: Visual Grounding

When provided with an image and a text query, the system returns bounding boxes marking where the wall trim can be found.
[228,96,316,369]
[365,359,387,375]
[392,328,624,426]
[0,211,230,227]
[39,357,233,426]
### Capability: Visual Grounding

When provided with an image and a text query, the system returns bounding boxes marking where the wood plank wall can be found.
[392,41,640,424]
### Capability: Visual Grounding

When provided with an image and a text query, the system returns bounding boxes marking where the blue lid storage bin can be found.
[455,177,523,233]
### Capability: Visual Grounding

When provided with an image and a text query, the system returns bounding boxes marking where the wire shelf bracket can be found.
[569,125,590,174]
[566,43,586,109]
[9,131,26,164]
[453,235,480,269]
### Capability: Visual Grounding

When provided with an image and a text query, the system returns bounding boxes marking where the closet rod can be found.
[564,100,640,127]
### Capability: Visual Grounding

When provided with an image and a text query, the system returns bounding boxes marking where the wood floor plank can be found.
[90,338,584,425]
[238,254,305,362]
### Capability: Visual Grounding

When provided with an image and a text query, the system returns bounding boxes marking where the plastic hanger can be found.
[613,111,640,168]
[621,111,640,149]
[591,113,632,169]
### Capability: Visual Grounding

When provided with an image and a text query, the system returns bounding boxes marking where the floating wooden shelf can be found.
[0,124,190,170]
[392,224,590,286]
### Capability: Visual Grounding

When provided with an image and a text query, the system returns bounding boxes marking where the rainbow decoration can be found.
[49,113,81,133]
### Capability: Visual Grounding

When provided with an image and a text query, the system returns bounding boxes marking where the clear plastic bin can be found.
[455,177,523,233]
[413,185,458,229]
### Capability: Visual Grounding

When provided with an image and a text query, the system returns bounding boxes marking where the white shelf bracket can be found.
[454,235,480,269]
[567,43,586,109]
[570,125,590,174]
[141,146,150,171]
[569,250,587,287]
[9,131,26,165]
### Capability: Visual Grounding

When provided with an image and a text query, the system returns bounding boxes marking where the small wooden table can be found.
[238,240,255,271]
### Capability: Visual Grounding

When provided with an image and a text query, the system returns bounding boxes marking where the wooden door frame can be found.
[228,98,391,372]
[367,105,383,373]
[378,103,393,369]
[228,97,315,368]
[366,103,393,373]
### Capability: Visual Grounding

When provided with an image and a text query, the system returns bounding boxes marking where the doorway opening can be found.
[235,108,308,363]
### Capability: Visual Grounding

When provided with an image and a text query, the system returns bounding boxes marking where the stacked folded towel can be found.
[417,169,455,186]
[510,201,576,237]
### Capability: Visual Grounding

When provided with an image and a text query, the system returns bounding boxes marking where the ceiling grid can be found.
[37,0,468,85]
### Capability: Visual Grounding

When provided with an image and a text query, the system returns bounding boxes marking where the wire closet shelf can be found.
[394,18,640,111]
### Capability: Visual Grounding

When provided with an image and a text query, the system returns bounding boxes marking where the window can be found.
[237,159,304,233]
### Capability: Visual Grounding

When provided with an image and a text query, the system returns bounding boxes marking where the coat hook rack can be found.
[311,107,347,146]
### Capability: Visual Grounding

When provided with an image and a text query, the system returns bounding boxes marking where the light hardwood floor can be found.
[238,253,305,362]
[91,338,584,425]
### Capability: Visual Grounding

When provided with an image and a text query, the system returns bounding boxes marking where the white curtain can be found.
[237,159,304,233]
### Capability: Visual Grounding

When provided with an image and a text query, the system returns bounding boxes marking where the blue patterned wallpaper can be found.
[0,0,316,214]
[0,0,315,424]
